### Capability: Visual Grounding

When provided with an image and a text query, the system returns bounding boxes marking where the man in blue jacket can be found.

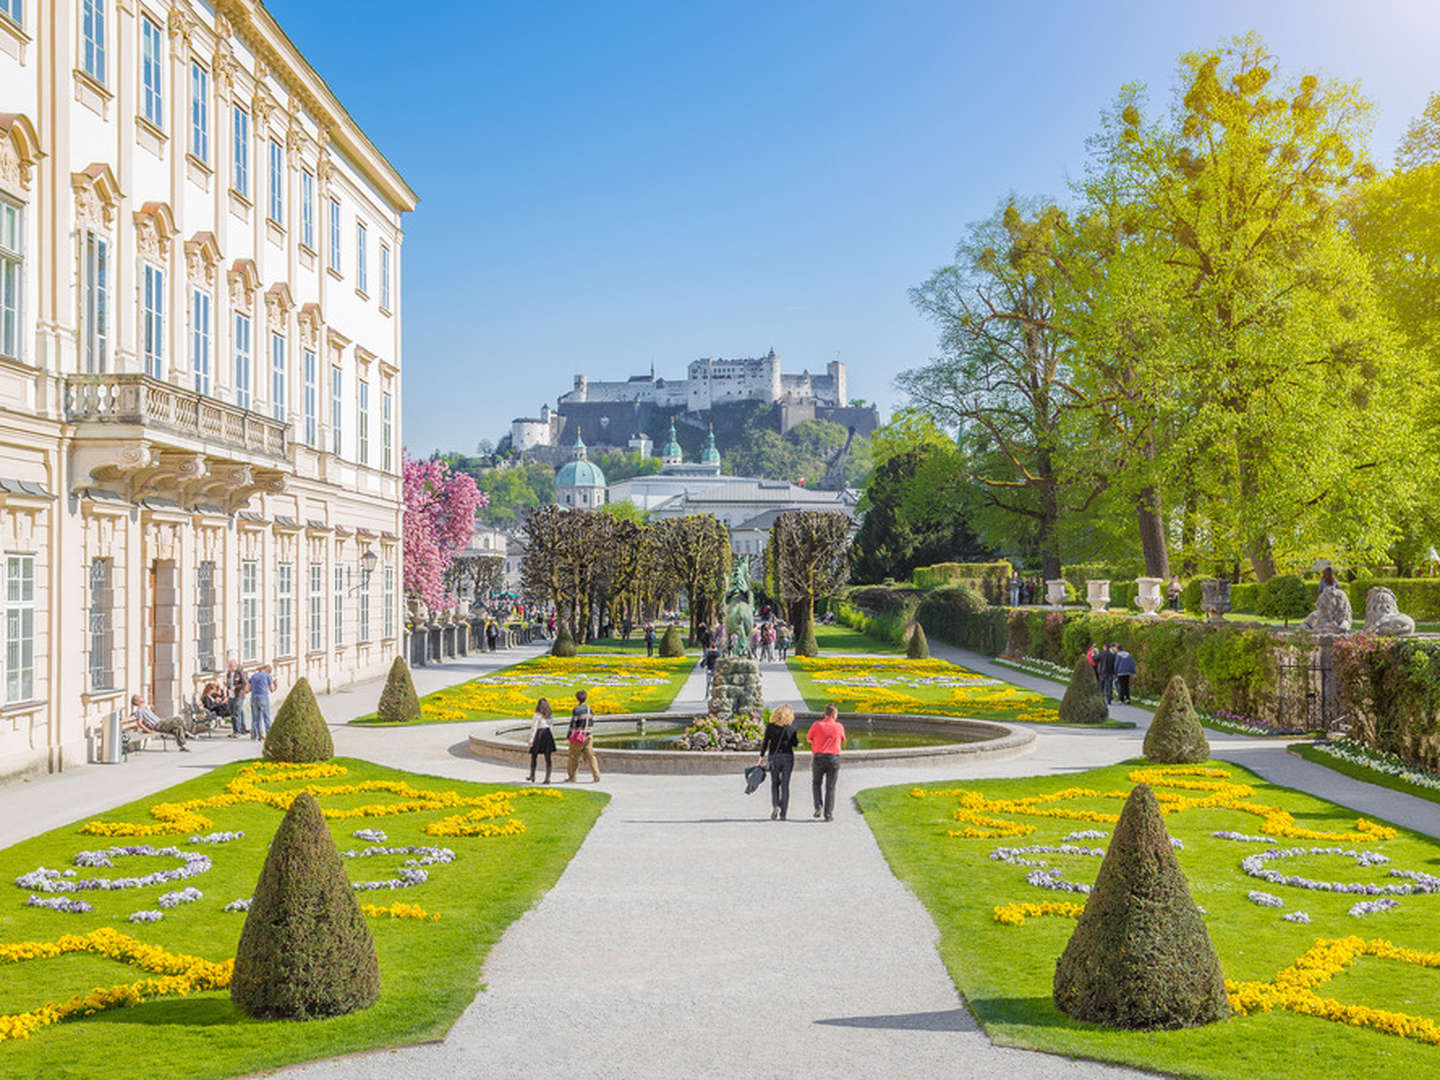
[1113,645,1137,705]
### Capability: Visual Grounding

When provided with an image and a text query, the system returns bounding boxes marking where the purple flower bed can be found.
[157,886,203,908]
[1283,911,1312,924]
[127,910,164,923]
[16,846,211,893]
[25,894,93,914]
[1213,831,1278,844]
[1238,846,1425,896]
[223,898,252,913]
[1247,890,1284,908]
[1348,898,1400,917]
[352,828,388,843]
[1062,830,1108,842]
[186,831,245,845]
[1025,867,1092,895]
[341,844,456,891]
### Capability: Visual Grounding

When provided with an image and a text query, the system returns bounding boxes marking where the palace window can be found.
[190,62,209,162]
[308,561,322,652]
[240,559,258,662]
[5,553,34,703]
[276,562,293,657]
[196,561,216,672]
[232,106,249,196]
[357,380,369,464]
[303,348,317,446]
[0,200,21,361]
[0,1,21,29]
[358,559,370,642]
[383,565,395,639]
[268,139,283,224]
[88,558,113,691]
[83,232,108,373]
[356,222,367,294]
[328,198,341,272]
[270,331,286,421]
[381,391,393,471]
[234,311,251,408]
[141,264,164,378]
[191,287,211,394]
[380,244,391,311]
[333,563,344,646]
[141,17,164,128]
[330,367,342,454]
[300,169,314,248]
[81,0,106,84]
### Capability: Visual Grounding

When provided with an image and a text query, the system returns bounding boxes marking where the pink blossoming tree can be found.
[402,452,486,610]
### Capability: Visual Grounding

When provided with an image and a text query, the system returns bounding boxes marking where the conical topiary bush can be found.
[1143,675,1210,764]
[658,625,685,657]
[551,623,577,658]
[262,677,334,763]
[907,622,930,659]
[1053,783,1228,1029]
[231,792,381,1020]
[1058,653,1109,725]
[376,656,421,724]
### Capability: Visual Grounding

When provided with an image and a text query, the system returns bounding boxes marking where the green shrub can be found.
[1059,653,1110,725]
[1061,561,1146,591]
[835,598,910,647]
[1053,783,1228,1029]
[1256,574,1310,625]
[1110,581,1140,611]
[376,657,421,724]
[912,561,1012,603]
[1334,635,1440,771]
[907,622,930,659]
[551,623,577,657]
[1005,609,1031,657]
[659,626,685,657]
[231,792,381,1019]
[1143,676,1210,763]
[918,586,1007,654]
[1348,578,1440,621]
[263,678,333,763]
[1180,578,1204,615]
[1228,582,1259,614]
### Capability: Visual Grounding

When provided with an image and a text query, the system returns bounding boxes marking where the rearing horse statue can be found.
[724,560,755,658]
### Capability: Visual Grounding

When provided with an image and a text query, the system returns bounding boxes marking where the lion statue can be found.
[1363,586,1415,637]
[1301,586,1353,636]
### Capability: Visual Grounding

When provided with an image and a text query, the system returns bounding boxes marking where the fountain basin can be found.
[467,712,1036,775]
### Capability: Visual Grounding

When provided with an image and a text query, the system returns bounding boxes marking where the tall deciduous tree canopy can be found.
[767,511,851,642]
[655,514,731,644]
[403,453,485,609]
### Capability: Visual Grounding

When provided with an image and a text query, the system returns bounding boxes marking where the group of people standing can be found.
[755,703,846,822]
[1086,642,1137,706]
[1007,577,1047,606]
[198,660,278,740]
[525,689,601,785]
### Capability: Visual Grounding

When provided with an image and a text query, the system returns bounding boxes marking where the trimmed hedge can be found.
[376,657,421,724]
[1061,561,1146,590]
[911,562,1012,604]
[658,626,685,657]
[1059,653,1110,725]
[263,678,333,763]
[1143,676,1210,764]
[1349,578,1440,622]
[907,622,930,659]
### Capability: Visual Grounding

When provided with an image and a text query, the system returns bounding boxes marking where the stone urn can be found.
[1136,577,1164,617]
[457,599,471,618]
[1200,579,1232,623]
[408,598,429,624]
[1086,579,1111,613]
[1045,579,1068,610]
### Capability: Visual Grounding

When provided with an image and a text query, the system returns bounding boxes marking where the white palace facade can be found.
[0,0,416,779]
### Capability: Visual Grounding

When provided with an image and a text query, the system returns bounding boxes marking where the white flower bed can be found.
[1311,739,1440,793]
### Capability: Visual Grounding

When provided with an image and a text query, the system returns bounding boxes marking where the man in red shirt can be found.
[808,704,846,821]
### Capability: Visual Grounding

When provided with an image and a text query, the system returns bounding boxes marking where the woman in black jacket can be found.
[756,704,800,821]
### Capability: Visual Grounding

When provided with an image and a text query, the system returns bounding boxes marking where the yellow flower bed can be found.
[912,765,1396,845]
[992,901,1085,926]
[1228,936,1440,1046]
[791,656,1062,723]
[361,902,440,921]
[0,929,233,1043]
[415,655,692,721]
[79,761,564,839]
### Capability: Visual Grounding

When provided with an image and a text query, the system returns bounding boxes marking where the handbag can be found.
[743,764,766,794]
[568,706,591,746]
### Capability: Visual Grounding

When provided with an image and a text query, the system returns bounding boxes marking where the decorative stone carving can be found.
[298,303,322,349]
[213,11,232,39]
[167,3,196,47]
[184,232,220,288]
[1302,586,1353,636]
[0,140,21,193]
[1136,577,1164,617]
[1086,579,1111,614]
[212,49,238,97]
[1045,579,1067,610]
[1201,579,1232,622]
[0,115,40,194]
[1363,587,1414,637]
[228,259,259,311]
[265,284,293,333]
[134,202,178,263]
[72,164,122,230]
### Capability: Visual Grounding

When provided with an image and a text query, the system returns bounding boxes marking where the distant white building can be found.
[557,350,846,414]
[554,433,607,509]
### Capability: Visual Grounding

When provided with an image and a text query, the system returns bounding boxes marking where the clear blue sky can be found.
[268,0,1440,455]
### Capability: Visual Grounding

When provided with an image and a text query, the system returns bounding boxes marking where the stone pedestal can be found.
[1045,579,1067,610]
[1136,577,1164,617]
[1201,579,1231,623]
[707,656,764,722]
[1086,579,1111,613]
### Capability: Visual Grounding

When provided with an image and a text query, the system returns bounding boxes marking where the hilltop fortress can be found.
[511,351,877,452]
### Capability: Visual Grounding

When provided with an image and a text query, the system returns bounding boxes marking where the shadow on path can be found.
[814,1008,974,1032]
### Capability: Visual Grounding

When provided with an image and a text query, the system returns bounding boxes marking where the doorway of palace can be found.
[149,560,180,717]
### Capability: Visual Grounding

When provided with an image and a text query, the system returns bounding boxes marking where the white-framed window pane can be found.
[191,289,211,394]
[0,1,23,29]
[380,244,391,311]
[271,333,286,421]
[141,263,164,378]
[330,367,342,454]
[88,557,112,691]
[241,559,258,662]
[309,561,322,652]
[383,565,395,639]
[356,222,367,294]
[234,312,251,408]
[190,62,209,161]
[141,16,164,127]
[196,560,216,672]
[357,380,369,464]
[5,554,35,702]
[232,106,249,196]
[0,201,22,361]
[84,232,108,373]
[328,199,341,271]
[303,348,317,446]
[382,391,393,471]
[276,562,293,656]
[268,140,284,223]
[301,170,314,248]
[358,560,370,642]
[82,0,106,83]
[333,563,344,646]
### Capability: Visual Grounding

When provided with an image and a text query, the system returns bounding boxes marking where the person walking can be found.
[1087,643,1103,686]
[757,704,799,820]
[527,698,557,783]
[1167,576,1182,612]
[131,694,189,750]
[759,622,773,662]
[486,620,500,652]
[225,658,248,736]
[703,643,719,692]
[807,704,846,822]
[248,664,277,741]
[644,624,656,657]
[776,622,789,661]
[1009,572,1021,607]
[1097,644,1118,705]
[1114,646,1136,704]
[566,689,601,783]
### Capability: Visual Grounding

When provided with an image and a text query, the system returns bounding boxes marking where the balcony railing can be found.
[64,374,288,461]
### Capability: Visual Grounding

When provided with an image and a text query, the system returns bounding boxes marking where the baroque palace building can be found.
[0,0,416,779]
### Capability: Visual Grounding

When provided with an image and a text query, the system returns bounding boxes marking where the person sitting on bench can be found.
[132,694,190,751]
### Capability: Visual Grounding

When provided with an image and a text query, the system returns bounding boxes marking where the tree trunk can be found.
[1135,484,1170,580]
[1037,484,1062,582]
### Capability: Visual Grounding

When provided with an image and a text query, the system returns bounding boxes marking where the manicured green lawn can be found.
[788,655,1132,728]
[0,758,606,1079]
[351,654,695,726]
[1292,743,1440,808]
[811,621,906,654]
[858,759,1440,1078]
[577,631,698,655]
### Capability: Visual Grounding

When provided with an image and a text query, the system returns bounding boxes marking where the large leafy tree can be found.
[767,510,851,650]
[654,514,731,643]
[403,453,486,609]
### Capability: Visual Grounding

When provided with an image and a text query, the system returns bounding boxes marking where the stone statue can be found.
[1301,586,1353,636]
[1363,587,1415,637]
[724,560,755,658]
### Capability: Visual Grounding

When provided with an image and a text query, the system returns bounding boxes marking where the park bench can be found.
[119,715,174,759]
